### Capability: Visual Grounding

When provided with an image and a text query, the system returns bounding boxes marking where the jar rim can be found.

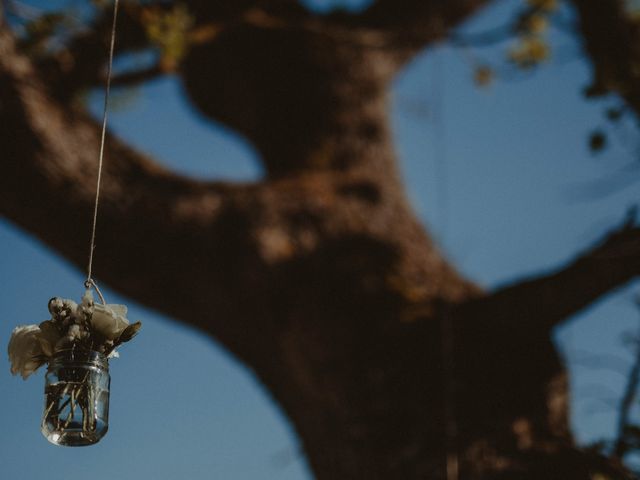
[49,349,109,369]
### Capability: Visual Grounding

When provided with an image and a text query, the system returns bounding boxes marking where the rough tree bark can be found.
[1,1,640,478]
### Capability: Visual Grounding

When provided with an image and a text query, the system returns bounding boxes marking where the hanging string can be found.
[85,0,120,301]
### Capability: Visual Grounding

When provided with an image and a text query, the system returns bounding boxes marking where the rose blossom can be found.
[7,325,52,379]
[91,303,130,340]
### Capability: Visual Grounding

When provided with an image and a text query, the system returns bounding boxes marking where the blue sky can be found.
[1,0,640,478]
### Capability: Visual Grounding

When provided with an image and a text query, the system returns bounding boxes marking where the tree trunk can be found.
[1,2,639,478]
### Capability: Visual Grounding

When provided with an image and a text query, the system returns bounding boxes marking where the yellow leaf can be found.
[473,66,494,87]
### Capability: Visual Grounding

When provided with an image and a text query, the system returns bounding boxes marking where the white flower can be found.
[91,304,130,340]
[8,325,47,380]
[37,321,61,357]
[8,291,140,379]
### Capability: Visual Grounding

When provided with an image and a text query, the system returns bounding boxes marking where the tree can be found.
[1,0,640,478]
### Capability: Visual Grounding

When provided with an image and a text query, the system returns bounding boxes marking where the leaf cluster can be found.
[142,3,194,70]
[507,0,556,69]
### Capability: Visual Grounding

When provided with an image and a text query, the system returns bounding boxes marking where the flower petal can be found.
[7,325,46,380]
[91,304,130,340]
[109,304,128,317]
[38,321,61,357]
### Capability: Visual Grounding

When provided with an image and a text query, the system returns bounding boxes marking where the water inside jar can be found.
[41,357,110,446]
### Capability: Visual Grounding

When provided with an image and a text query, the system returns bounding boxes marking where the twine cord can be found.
[85,0,120,299]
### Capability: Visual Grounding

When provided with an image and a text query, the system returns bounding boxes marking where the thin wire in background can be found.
[431,46,459,480]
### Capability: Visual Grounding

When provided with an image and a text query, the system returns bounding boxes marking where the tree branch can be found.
[349,0,492,58]
[31,2,158,101]
[110,64,165,87]
[614,312,640,459]
[0,24,262,357]
[570,0,640,117]
[1,21,471,364]
[185,0,310,22]
[455,218,640,333]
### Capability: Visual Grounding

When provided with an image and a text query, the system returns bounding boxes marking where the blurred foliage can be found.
[473,65,494,87]
[18,12,70,56]
[466,0,558,86]
[462,0,640,157]
[8,0,195,72]
[589,130,607,153]
[507,35,549,67]
[507,0,556,69]
[142,3,194,70]
[606,107,625,123]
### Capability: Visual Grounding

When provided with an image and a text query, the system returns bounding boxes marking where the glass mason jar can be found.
[41,350,110,446]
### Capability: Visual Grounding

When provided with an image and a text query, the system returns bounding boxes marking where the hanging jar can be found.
[8,291,140,446]
[41,349,110,447]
